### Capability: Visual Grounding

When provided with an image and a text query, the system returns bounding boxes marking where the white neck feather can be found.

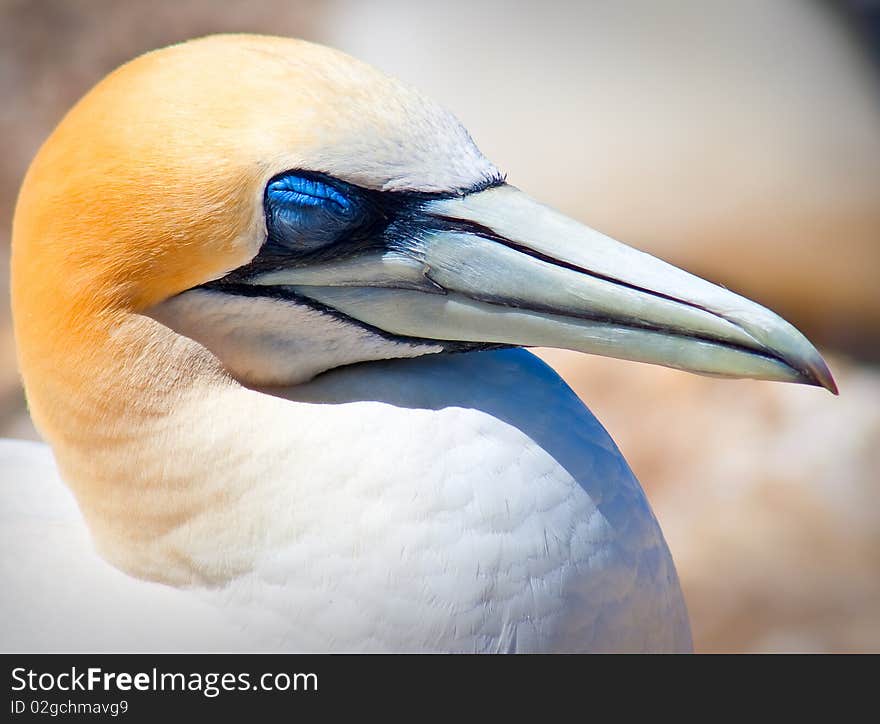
[32,320,692,651]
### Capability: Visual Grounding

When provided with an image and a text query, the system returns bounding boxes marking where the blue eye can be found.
[265,173,364,250]
[268,176,354,214]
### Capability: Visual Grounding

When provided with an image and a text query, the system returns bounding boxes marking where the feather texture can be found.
[1,350,690,652]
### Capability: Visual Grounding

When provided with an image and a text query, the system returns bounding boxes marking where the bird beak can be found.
[252,184,837,393]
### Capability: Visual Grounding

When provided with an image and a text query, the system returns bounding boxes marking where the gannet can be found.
[1,34,835,653]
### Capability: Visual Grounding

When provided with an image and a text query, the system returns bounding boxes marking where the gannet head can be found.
[13,34,836,397]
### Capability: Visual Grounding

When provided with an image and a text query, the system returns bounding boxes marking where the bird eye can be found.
[265,172,363,250]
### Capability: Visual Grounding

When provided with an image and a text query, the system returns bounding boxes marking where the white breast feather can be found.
[0,350,690,652]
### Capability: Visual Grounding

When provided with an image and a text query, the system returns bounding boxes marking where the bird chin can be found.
[147,286,445,388]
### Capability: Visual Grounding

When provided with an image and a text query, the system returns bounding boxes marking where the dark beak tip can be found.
[814,376,839,396]
[808,356,838,396]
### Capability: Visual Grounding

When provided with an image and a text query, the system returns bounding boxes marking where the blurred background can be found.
[1,0,878,651]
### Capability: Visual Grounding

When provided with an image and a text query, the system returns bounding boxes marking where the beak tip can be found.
[821,373,839,396]
[806,354,838,395]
